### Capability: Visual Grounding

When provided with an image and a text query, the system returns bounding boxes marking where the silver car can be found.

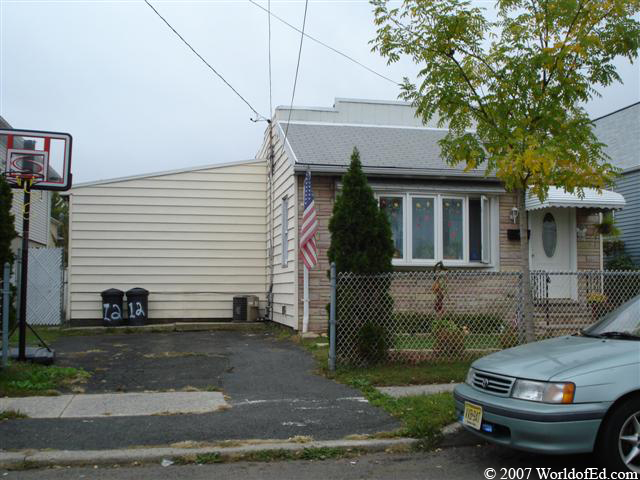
[454,295,640,473]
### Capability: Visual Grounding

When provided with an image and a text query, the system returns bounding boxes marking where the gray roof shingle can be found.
[282,122,486,177]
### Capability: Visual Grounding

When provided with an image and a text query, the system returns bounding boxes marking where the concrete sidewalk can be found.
[0,391,227,418]
[376,383,460,398]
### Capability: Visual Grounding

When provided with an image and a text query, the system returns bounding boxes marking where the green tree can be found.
[51,192,69,264]
[0,177,16,267]
[371,0,640,341]
[328,148,395,365]
[328,147,395,273]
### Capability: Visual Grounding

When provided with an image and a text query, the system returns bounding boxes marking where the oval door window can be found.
[542,213,557,258]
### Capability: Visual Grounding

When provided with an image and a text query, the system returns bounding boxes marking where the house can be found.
[258,98,625,332]
[593,102,640,265]
[0,116,53,253]
[65,160,267,325]
[64,98,625,329]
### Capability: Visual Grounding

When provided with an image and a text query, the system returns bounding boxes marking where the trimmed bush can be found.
[356,322,390,365]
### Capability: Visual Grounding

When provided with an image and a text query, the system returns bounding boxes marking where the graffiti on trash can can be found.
[128,301,146,320]
[103,303,122,324]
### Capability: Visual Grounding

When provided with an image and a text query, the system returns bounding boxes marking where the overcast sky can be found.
[1,0,639,184]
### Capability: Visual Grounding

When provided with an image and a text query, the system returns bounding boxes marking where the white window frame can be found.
[281,196,289,267]
[376,192,493,267]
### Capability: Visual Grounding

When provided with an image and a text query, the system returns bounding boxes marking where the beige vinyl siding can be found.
[68,160,267,322]
[258,124,298,328]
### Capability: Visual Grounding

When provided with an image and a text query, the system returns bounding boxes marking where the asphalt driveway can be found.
[0,329,399,450]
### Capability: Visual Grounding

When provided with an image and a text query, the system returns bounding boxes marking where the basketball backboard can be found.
[0,129,72,191]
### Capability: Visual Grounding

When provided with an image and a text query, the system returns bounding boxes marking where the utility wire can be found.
[283,0,309,145]
[249,0,399,86]
[144,0,265,120]
[268,0,273,117]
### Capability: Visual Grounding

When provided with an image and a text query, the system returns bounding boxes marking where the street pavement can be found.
[0,330,399,450]
[1,442,596,480]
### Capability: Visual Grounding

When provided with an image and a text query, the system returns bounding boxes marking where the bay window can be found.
[378,193,492,266]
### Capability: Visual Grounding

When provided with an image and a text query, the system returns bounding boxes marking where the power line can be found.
[268,0,273,117]
[283,0,309,144]
[248,0,399,86]
[144,0,265,120]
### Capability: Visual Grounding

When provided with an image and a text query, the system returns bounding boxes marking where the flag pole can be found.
[302,264,309,333]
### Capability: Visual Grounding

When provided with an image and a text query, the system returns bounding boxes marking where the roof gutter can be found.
[293,163,498,181]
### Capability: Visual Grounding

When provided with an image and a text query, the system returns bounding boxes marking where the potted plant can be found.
[587,292,608,320]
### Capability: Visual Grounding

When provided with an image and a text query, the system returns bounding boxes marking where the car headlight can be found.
[511,380,575,404]
[465,368,476,385]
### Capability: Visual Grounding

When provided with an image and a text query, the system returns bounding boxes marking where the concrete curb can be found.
[65,322,266,334]
[0,438,418,469]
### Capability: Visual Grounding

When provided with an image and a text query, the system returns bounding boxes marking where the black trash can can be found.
[126,287,149,326]
[101,288,124,327]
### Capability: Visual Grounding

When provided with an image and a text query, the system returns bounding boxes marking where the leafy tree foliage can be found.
[0,176,16,267]
[371,0,640,340]
[51,192,69,264]
[328,147,395,273]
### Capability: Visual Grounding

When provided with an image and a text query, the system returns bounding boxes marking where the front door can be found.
[529,208,576,299]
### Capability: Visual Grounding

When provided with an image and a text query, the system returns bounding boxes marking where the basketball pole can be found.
[18,181,31,361]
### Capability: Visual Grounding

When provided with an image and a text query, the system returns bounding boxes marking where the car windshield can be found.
[583,294,640,339]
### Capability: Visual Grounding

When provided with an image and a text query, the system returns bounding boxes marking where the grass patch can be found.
[394,333,500,350]
[195,452,224,464]
[0,362,91,396]
[0,409,28,420]
[331,361,471,386]
[177,447,363,465]
[365,388,456,448]
[9,327,69,347]
[291,330,472,387]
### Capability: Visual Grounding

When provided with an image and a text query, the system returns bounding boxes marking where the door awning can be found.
[525,187,626,211]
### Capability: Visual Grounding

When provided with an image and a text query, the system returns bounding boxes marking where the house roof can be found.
[280,121,487,178]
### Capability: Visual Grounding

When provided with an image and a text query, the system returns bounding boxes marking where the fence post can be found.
[329,262,336,372]
[516,272,525,343]
[2,262,10,368]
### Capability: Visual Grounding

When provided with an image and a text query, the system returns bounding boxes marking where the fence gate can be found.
[26,248,64,326]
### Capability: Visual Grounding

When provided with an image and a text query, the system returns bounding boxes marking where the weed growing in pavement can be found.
[0,409,28,420]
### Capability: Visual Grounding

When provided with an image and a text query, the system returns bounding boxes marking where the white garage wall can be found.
[68,160,267,323]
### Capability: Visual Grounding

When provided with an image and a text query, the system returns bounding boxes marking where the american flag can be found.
[300,170,319,269]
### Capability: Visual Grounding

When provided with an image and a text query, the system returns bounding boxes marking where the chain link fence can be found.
[333,270,640,367]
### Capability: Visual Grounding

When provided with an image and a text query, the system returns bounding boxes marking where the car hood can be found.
[473,335,640,381]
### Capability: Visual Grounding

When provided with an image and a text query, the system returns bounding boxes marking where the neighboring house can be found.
[65,160,267,325]
[0,116,52,253]
[258,98,625,332]
[593,102,640,265]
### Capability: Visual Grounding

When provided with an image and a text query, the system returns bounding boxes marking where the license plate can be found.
[463,402,483,430]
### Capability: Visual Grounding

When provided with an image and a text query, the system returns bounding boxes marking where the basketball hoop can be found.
[0,128,73,363]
